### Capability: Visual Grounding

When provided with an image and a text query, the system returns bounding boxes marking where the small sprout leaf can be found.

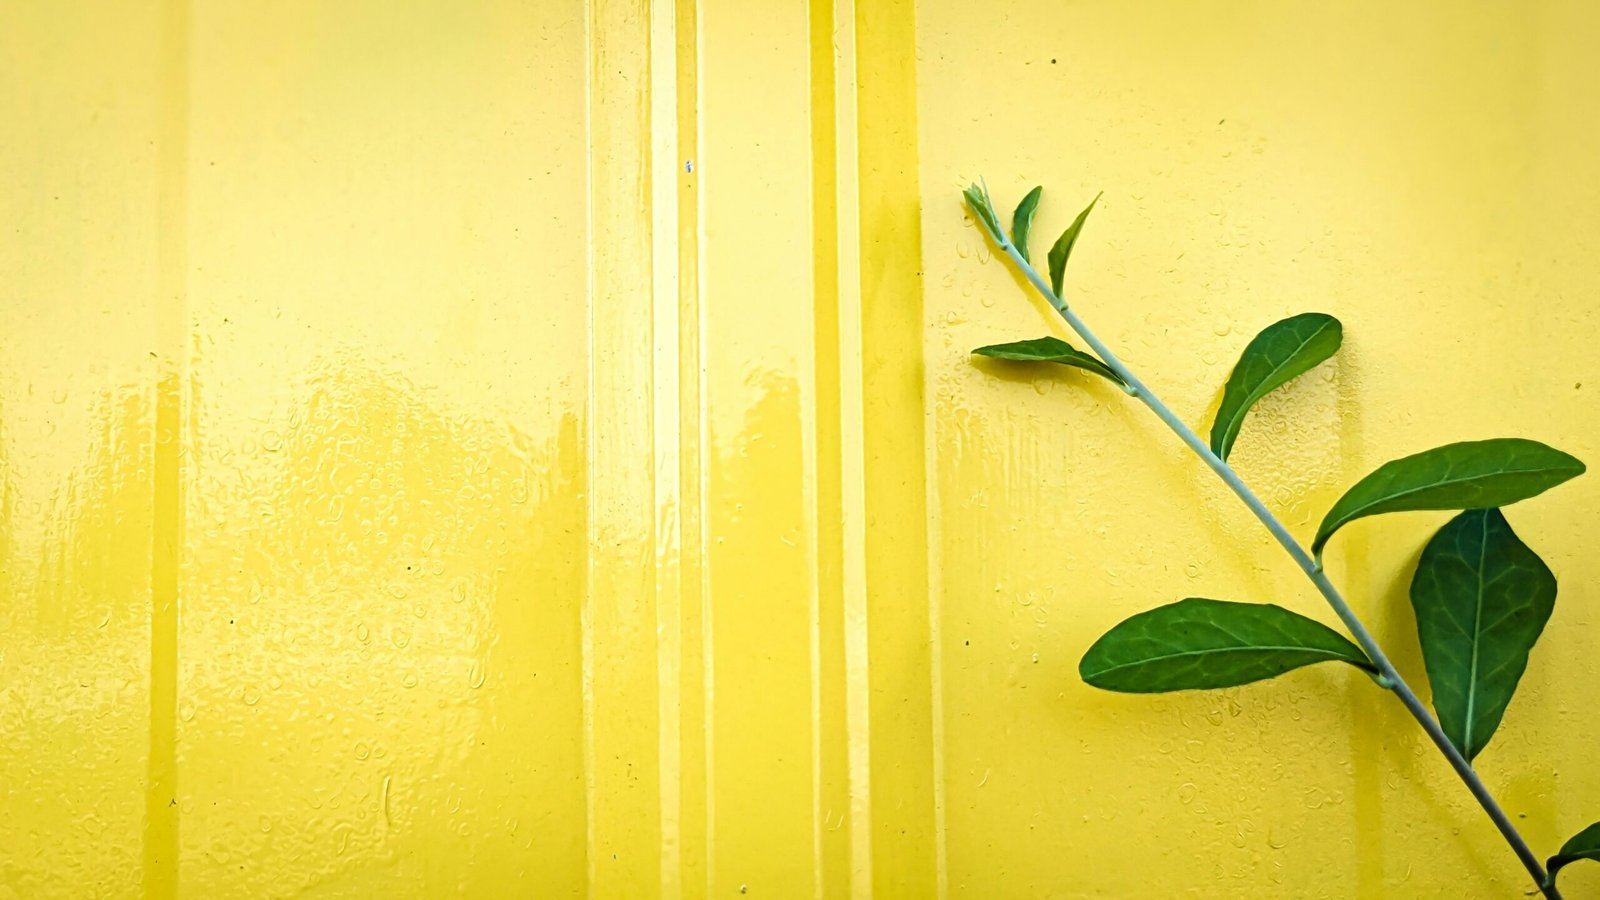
[962,182,1004,244]
[1010,186,1043,263]
[1047,193,1101,299]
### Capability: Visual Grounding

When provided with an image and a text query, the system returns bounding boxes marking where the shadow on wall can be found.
[180,359,588,896]
[1,362,590,897]
[0,385,154,896]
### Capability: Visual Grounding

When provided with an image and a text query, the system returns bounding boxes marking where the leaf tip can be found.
[962,180,1005,244]
[1209,429,1234,463]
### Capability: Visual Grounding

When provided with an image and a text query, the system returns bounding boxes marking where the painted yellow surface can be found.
[2,1,1599,898]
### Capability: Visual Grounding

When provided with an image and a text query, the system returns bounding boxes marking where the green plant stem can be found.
[989,234,1561,900]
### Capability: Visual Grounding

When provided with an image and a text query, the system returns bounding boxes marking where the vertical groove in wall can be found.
[854,1,936,895]
[146,1,188,896]
[825,2,875,897]
[673,0,710,893]
[581,0,597,873]
[806,0,852,895]
[649,2,683,895]
[584,0,662,893]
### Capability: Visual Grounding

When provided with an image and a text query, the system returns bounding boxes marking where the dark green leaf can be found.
[1209,313,1342,460]
[1548,822,1600,888]
[972,336,1127,387]
[1312,439,1585,558]
[1010,186,1043,263]
[1409,509,1556,761]
[1047,192,1102,298]
[962,182,1004,244]
[1079,598,1375,693]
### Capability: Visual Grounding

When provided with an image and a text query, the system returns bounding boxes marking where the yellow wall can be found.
[2,1,1598,897]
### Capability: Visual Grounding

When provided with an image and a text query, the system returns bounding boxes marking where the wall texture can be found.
[2,1,1597,897]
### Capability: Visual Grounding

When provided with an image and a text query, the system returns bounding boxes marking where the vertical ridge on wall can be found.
[146,1,189,896]
[822,1,877,895]
[584,0,662,894]
[806,0,854,894]
[649,1,685,894]
[698,0,821,890]
[673,0,711,892]
[853,1,937,895]
[664,2,715,895]
[817,0,938,892]
[649,0,713,895]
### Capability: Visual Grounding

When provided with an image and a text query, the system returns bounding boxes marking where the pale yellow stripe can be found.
[803,0,826,893]
[585,0,662,893]
[829,2,874,896]
[674,2,709,896]
[649,1,683,895]
[692,3,718,892]
[803,0,829,889]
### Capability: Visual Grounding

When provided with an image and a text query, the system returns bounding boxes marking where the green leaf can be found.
[972,336,1127,387]
[1209,313,1342,461]
[1312,438,1585,558]
[962,181,1004,244]
[1548,822,1600,888]
[1409,509,1556,761]
[1047,192,1101,299]
[1010,186,1043,263]
[1079,598,1375,693]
